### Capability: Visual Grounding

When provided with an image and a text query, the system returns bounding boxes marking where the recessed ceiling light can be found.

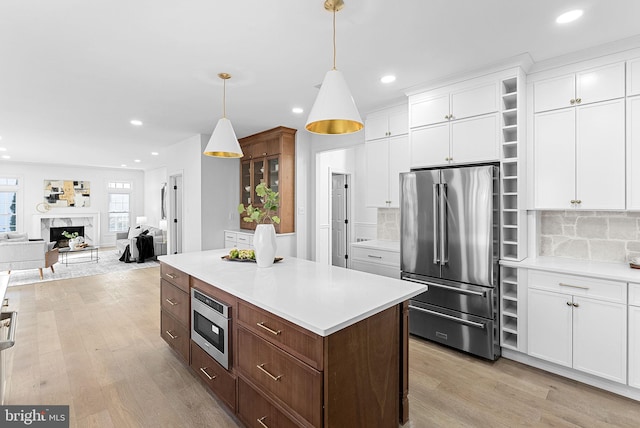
[292,107,304,114]
[0,147,6,152]
[1,155,10,159]
[151,151,159,156]
[121,164,127,167]
[380,75,396,84]
[134,159,141,163]
[556,9,583,24]
[130,119,143,126]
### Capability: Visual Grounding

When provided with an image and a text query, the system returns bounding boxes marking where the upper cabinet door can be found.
[576,99,626,210]
[628,57,640,96]
[410,94,449,128]
[450,82,498,120]
[450,114,499,164]
[388,110,409,137]
[534,74,576,113]
[410,123,450,168]
[576,62,625,105]
[365,138,391,207]
[534,108,576,209]
[364,114,389,141]
[388,135,410,207]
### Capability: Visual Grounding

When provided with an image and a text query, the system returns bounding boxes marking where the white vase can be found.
[68,238,77,251]
[254,224,277,268]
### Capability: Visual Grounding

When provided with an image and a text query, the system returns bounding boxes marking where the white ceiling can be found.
[1,0,640,171]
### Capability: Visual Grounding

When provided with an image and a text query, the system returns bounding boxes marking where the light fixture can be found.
[134,159,141,163]
[556,9,583,24]
[0,147,6,151]
[151,151,159,156]
[380,75,396,84]
[292,107,304,114]
[130,119,143,126]
[305,0,363,135]
[121,164,127,167]
[1,155,9,159]
[203,73,243,158]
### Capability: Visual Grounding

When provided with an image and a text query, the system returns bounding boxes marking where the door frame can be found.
[331,172,351,268]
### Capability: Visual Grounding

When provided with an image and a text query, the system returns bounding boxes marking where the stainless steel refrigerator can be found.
[400,165,500,360]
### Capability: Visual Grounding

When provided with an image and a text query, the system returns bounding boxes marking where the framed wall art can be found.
[44,180,91,207]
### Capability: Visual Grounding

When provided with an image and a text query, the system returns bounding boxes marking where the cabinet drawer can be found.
[190,340,236,412]
[351,246,400,267]
[161,311,189,362]
[528,270,626,304]
[630,283,640,307]
[237,234,252,246]
[224,239,237,249]
[160,263,189,293]
[237,300,323,370]
[224,231,237,241]
[160,279,189,325]
[237,378,299,428]
[351,260,400,279]
[237,327,322,427]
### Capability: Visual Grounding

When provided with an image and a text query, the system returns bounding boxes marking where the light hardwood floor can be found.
[5,267,640,427]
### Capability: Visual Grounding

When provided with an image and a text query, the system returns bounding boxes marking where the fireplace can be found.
[50,226,85,248]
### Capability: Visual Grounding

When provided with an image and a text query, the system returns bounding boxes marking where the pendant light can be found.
[305,0,363,135]
[203,73,244,158]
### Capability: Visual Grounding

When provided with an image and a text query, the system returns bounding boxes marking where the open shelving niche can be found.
[499,69,527,352]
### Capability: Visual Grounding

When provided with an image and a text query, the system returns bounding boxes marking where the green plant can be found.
[61,230,79,239]
[237,182,281,225]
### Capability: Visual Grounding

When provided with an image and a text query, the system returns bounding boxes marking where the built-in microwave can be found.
[191,288,230,370]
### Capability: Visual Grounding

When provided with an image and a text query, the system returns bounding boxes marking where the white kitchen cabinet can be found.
[350,241,400,279]
[365,105,409,208]
[527,271,627,384]
[628,96,640,210]
[630,283,640,389]
[410,82,498,128]
[410,114,498,168]
[533,62,625,113]
[533,98,625,210]
[366,135,409,207]
[628,58,640,96]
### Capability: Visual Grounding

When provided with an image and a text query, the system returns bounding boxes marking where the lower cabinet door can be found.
[527,289,572,367]
[630,305,640,389]
[572,297,627,384]
[161,311,189,362]
[236,327,323,427]
[237,378,299,428]
[190,341,237,411]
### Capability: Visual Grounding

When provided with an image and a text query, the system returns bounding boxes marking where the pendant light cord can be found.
[222,78,227,118]
[332,8,337,70]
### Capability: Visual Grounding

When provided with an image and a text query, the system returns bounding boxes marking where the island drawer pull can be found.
[165,273,177,279]
[199,367,216,381]
[165,330,178,340]
[559,282,589,290]
[164,298,178,306]
[256,364,282,382]
[367,254,383,259]
[257,416,269,428]
[257,322,281,336]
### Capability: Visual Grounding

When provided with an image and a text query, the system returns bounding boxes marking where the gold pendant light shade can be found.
[306,0,363,135]
[203,73,243,158]
[305,69,363,134]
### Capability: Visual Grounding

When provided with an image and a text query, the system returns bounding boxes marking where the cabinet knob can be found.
[263,152,267,156]
[570,99,576,105]
[566,301,572,306]
[575,199,582,204]
[576,98,582,104]
[445,114,449,119]
[572,302,580,308]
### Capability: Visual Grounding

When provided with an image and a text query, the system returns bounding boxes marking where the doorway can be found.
[169,173,183,254]
[331,173,350,268]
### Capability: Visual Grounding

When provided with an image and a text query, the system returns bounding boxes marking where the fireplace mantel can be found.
[32,212,101,246]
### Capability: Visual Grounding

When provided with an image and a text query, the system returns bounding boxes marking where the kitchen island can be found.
[158,249,426,428]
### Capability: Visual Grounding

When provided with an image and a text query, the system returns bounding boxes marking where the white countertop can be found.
[501,257,640,283]
[159,249,426,336]
[225,229,296,237]
[351,240,400,252]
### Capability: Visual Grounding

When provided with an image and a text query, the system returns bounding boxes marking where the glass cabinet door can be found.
[241,162,251,205]
[253,159,265,204]
[268,158,279,192]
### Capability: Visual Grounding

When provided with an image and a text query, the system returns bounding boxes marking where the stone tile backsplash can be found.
[377,208,400,241]
[539,211,640,262]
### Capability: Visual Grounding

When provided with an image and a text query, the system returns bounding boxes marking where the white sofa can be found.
[0,233,59,279]
[115,225,164,262]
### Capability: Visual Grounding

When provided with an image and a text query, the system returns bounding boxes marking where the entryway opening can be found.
[331,173,350,268]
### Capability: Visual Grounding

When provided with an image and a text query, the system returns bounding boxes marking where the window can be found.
[108,193,130,232]
[108,181,131,190]
[0,178,19,232]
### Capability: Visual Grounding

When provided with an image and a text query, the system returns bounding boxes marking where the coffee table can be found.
[59,246,100,266]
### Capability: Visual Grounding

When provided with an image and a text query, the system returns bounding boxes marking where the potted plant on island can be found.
[237,182,280,267]
[61,230,79,251]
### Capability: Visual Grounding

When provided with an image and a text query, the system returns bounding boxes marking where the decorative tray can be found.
[221,255,283,263]
[630,263,640,270]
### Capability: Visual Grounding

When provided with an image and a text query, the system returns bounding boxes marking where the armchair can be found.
[0,239,59,280]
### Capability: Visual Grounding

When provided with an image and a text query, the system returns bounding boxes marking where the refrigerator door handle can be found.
[432,183,440,265]
[439,183,448,266]
[409,305,486,329]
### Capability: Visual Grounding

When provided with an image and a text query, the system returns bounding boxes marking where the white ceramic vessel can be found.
[253,224,277,268]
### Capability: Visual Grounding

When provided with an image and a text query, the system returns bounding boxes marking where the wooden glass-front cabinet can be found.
[239,126,296,233]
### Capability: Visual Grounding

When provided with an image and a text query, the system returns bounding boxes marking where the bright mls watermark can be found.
[1,406,69,427]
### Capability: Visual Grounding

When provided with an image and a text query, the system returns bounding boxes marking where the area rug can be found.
[6,249,159,287]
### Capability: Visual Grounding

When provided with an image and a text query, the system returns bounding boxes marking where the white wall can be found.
[144,166,168,228]
[295,132,312,260]
[1,162,144,245]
